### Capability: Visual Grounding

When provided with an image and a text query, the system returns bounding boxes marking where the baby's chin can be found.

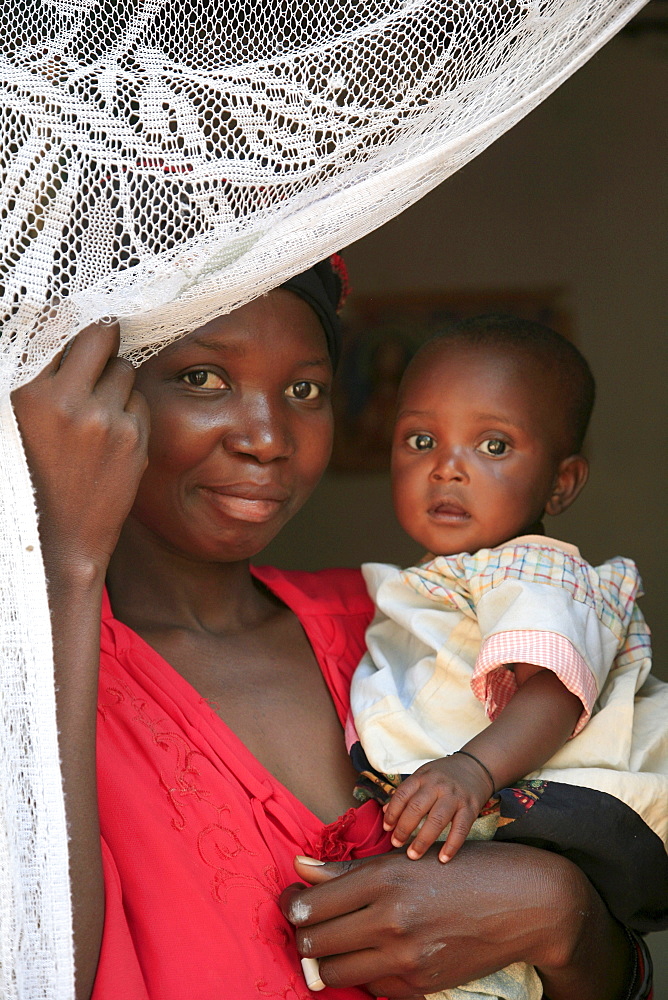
[424,530,536,559]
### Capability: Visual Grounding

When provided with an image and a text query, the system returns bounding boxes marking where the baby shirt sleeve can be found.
[413,540,642,736]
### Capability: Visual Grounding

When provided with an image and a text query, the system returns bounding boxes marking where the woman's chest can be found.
[141,615,359,823]
[97,647,386,1000]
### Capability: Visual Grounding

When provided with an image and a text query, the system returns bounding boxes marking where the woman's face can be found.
[129,290,334,562]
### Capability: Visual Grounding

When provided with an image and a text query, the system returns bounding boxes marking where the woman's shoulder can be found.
[252,564,373,620]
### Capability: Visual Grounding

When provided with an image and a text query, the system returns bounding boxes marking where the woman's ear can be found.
[544,455,589,517]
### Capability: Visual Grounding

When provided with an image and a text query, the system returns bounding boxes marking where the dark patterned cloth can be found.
[350,741,667,935]
[493,779,667,933]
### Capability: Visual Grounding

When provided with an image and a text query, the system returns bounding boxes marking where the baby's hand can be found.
[383,754,494,863]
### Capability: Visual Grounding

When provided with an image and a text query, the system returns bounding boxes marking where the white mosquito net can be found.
[0,1,648,996]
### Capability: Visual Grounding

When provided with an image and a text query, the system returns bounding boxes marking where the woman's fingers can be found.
[16,321,124,400]
[302,955,426,999]
[293,897,436,994]
[284,846,505,994]
[284,853,457,994]
[282,857,378,927]
[54,320,123,393]
[28,339,72,380]
[314,947,396,993]
[125,386,150,422]
[292,856,343,883]
[286,843,624,999]
[12,318,151,576]
[94,355,139,408]
[283,881,393,988]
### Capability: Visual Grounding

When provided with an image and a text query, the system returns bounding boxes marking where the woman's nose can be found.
[221,397,294,463]
[430,446,468,482]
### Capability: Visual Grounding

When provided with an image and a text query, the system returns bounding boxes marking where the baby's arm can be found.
[384,665,582,862]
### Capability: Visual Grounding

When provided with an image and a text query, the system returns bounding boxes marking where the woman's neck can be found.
[106,516,277,636]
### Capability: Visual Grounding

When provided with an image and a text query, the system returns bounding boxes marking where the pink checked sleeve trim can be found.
[471,630,598,736]
[345,711,361,754]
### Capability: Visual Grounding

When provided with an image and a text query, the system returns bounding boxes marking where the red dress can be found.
[93,566,392,1000]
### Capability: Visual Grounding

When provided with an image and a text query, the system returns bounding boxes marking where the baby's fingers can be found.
[383,777,422,831]
[437,806,478,864]
[405,799,460,860]
[387,788,440,851]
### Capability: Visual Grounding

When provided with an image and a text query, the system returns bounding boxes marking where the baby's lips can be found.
[429,499,469,517]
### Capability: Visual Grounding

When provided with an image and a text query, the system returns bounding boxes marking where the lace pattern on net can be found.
[1,0,646,382]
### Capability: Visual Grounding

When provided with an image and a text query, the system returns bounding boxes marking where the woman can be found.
[12,261,648,1000]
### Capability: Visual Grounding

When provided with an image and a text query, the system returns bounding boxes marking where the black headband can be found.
[281,255,348,370]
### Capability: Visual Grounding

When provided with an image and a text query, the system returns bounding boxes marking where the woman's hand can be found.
[11,320,149,581]
[280,843,633,1000]
[11,320,150,1000]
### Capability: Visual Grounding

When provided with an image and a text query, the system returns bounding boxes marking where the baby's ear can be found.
[544,454,589,516]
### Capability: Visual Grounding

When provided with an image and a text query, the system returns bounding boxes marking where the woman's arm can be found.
[280,843,635,999]
[11,322,149,1000]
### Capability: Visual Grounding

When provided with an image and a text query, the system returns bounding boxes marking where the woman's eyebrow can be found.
[190,337,243,354]
[169,339,330,370]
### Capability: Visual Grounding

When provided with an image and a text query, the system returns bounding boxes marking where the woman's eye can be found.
[478,438,508,456]
[182,370,226,390]
[407,433,436,451]
[286,381,321,401]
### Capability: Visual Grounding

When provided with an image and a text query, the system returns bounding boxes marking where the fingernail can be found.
[407,847,419,859]
[439,853,451,863]
[295,855,326,866]
[301,957,326,991]
[382,821,392,831]
[391,836,404,848]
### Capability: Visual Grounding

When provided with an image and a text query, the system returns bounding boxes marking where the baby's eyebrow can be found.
[396,408,528,433]
[396,408,433,419]
[474,411,527,431]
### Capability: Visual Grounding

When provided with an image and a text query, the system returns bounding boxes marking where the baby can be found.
[349,315,663,881]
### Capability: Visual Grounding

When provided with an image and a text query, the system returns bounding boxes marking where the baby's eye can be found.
[407,433,436,451]
[182,370,226,390]
[286,381,321,401]
[477,438,508,456]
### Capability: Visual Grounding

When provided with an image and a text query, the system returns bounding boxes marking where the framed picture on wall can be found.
[331,288,572,473]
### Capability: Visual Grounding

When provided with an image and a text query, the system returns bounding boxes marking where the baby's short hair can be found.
[427,314,596,454]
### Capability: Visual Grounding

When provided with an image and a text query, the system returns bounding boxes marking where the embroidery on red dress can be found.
[256,971,313,1000]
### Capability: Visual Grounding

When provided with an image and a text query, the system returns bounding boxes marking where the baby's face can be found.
[391,344,565,556]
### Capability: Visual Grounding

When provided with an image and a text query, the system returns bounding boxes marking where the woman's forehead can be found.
[154,291,329,361]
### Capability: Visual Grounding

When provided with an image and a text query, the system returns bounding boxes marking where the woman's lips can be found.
[199,485,289,523]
